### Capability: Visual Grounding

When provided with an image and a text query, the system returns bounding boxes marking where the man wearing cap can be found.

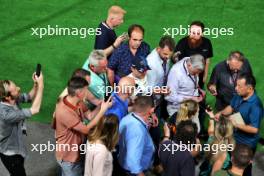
[165,54,205,116]
[107,24,150,86]
[94,5,127,59]
[127,57,150,93]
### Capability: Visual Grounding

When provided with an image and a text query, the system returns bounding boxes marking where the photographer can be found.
[0,71,44,176]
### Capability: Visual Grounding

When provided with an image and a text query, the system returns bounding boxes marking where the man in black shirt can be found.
[175,21,213,88]
[159,120,197,176]
[174,21,213,137]
[94,5,127,58]
[207,51,252,111]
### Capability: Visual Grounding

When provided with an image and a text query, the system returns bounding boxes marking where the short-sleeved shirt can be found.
[54,96,88,163]
[82,60,108,100]
[105,92,128,122]
[208,60,252,111]
[230,93,263,148]
[94,22,116,50]
[108,42,150,79]
[0,93,32,157]
[175,36,213,61]
[94,22,117,59]
[159,140,195,176]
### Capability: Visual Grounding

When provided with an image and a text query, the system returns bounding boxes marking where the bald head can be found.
[118,77,135,96]
[118,77,135,87]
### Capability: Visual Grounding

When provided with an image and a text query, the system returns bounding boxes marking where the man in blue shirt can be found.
[107,24,150,86]
[118,96,155,176]
[105,77,135,122]
[215,73,263,176]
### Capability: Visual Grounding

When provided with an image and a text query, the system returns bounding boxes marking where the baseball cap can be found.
[131,57,151,73]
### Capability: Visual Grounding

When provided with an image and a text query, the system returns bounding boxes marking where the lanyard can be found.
[226,62,238,88]
[131,113,147,130]
[183,60,198,89]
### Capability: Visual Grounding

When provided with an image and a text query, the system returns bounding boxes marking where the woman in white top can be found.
[84,114,119,176]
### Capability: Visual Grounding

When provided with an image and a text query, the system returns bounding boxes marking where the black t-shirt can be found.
[175,36,213,60]
[94,22,117,51]
[208,59,252,111]
[159,140,195,176]
[175,36,213,88]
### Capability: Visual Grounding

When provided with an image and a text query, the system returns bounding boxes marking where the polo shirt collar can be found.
[245,92,257,103]
[63,96,79,111]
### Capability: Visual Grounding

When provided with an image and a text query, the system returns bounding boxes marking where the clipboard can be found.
[229,112,245,125]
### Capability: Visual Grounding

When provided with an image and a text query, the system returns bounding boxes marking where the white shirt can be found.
[165,57,200,115]
[128,73,150,98]
[146,49,170,87]
[84,141,113,176]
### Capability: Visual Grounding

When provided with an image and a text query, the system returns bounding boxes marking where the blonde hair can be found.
[88,114,119,151]
[176,99,199,124]
[206,116,235,163]
[108,5,126,17]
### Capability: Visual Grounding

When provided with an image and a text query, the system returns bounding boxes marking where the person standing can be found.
[215,74,263,176]
[94,5,127,59]
[118,96,155,176]
[0,72,44,176]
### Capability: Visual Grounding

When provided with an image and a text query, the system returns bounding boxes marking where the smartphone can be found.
[104,91,111,102]
[36,64,41,77]
[121,32,129,40]
[205,104,213,112]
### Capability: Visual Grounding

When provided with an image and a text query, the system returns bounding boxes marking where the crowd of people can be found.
[0,5,263,176]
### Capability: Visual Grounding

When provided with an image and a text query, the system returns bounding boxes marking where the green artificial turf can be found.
[0,0,264,149]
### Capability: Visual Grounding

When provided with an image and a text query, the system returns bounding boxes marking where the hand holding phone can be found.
[36,64,41,77]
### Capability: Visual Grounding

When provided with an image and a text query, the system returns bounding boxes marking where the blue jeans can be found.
[57,160,83,176]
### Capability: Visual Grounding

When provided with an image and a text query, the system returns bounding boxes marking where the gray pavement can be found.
[0,121,263,176]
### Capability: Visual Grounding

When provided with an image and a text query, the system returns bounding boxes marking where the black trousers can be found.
[0,153,26,176]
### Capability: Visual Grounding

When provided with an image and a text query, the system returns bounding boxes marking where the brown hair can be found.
[88,114,119,151]
[0,80,11,101]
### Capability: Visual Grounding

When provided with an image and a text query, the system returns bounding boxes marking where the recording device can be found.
[104,92,111,102]
[205,104,213,112]
[121,32,129,40]
[36,64,41,77]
